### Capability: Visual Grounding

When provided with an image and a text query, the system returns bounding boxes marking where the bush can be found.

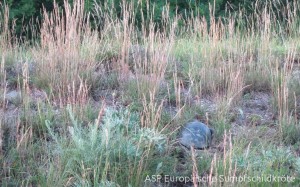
[45,105,166,186]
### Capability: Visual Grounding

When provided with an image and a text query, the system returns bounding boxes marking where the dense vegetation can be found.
[5,0,298,36]
[0,0,300,186]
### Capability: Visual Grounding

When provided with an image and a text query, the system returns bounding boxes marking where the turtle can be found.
[179,120,214,149]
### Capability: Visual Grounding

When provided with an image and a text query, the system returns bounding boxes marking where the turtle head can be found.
[207,128,214,148]
[209,128,214,137]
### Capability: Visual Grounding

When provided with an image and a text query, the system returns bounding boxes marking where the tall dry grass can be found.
[0,2,12,158]
[32,0,100,107]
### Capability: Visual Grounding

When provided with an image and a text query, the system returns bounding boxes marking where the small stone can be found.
[5,90,21,104]
[179,120,214,149]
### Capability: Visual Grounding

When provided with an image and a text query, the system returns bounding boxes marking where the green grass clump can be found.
[43,106,167,186]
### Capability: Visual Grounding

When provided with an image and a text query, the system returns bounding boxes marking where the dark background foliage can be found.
[3,0,296,37]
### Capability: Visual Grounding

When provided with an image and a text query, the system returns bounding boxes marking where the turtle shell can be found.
[179,120,213,149]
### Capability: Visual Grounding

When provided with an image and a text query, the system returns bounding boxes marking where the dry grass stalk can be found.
[34,0,99,103]
[191,146,199,187]
[141,92,164,129]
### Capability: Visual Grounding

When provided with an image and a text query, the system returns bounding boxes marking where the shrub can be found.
[45,105,167,186]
